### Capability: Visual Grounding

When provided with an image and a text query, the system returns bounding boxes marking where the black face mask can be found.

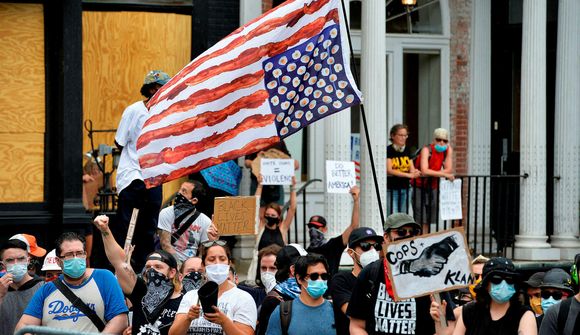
[265,216,280,227]
[142,268,174,322]
[182,271,204,292]
[174,193,195,222]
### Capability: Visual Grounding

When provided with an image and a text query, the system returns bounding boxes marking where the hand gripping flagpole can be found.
[339,0,386,227]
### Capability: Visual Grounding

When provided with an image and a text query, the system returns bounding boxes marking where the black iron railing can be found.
[283,179,322,246]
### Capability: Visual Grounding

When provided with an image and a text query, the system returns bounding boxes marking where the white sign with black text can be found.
[260,159,294,185]
[385,228,472,301]
[326,160,356,193]
[439,179,463,220]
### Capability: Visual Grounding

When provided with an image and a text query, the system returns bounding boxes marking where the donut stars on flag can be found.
[137,0,363,188]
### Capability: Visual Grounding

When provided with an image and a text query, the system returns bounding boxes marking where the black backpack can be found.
[279,300,293,335]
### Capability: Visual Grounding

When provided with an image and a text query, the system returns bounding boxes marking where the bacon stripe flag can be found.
[138,0,363,187]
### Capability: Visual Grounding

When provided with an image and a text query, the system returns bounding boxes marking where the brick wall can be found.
[448,0,472,175]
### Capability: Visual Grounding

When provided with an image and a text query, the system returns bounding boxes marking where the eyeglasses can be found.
[59,251,87,260]
[489,275,515,285]
[201,240,227,248]
[541,291,565,300]
[395,134,409,138]
[435,138,449,144]
[358,242,382,252]
[394,228,421,237]
[1,256,28,265]
[306,272,330,281]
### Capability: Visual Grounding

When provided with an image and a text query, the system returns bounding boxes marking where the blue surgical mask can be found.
[63,258,86,279]
[7,263,28,282]
[541,297,560,312]
[434,144,448,153]
[305,279,327,298]
[489,280,515,303]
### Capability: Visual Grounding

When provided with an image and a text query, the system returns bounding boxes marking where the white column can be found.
[360,0,387,233]
[324,1,353,238]
[515,0,559,260]
[239,0,262,25]
[551,0,580,259]
[468,0,492,251]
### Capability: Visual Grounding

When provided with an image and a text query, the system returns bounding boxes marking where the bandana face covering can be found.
[308,227,327,248]
[274,278,301,299]
[174,193,195,222]
[182,271,204,292]
[142,268,174,322]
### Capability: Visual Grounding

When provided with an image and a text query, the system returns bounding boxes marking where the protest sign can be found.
[326,160,356,193]
[213,196,258,235]
[260,158,294,185]
[439,179,463,220]
[384,228,472,301]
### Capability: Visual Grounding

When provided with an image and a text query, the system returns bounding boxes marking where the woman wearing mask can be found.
[446,257,536,335]
[170,240,257,335]
[387,124,420,214]
[329,227,383,335]
[256,176,297,250]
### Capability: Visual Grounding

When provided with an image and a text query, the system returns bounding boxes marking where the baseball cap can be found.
[307,216,327,228]
[383,213,421,232]
[275,244,307,268]
[9,234,46,257]
[41,249,62,271]
[480,257,519,286]
[146,250,178,270]
[143,70,171,85]
[348,227,383,248]
[523,271,545,288]
[540,268,574,295]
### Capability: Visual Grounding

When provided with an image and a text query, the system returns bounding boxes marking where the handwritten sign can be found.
[213,196,258,236]
[385,228,472,301]
[326,160,356,193]
[260,159,294,185]
[439,179,462,220]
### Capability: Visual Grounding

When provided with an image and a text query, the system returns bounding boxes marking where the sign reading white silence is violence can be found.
[384,228,473,301]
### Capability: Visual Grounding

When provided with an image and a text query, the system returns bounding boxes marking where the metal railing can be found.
[283,178,322,246]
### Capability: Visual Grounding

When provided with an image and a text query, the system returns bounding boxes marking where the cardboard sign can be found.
[439,179,463,220]
[385,228,472,301]
[326,160,356,193]
[250,148,291,178]
[213,196,258,236]
[260,159,294,185]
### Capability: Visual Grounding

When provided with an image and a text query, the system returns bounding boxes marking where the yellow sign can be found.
[213,196,258,236]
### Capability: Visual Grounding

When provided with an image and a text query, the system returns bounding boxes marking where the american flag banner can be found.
[137,0,363,187]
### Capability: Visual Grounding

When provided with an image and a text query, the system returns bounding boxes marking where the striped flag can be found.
[138,0,363,188]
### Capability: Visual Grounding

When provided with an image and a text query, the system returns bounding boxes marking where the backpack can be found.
[556,297,580,335]
[279,300,293,335]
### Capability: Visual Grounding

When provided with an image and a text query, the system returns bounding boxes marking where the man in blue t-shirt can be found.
[266,254,335,335]
[16,232,128,334]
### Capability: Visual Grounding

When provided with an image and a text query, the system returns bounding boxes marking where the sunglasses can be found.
[201,240,228,248]
[435,138,449,143]
[395,228,421,237]
[358,242,382,252]
[489,275,515,285]
[541,291,565,300]
[306,272,330,281]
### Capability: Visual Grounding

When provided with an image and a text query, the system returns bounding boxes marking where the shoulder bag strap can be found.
[557,297,573,334]
[171,209,201,244]
[280,300,292,335]
[53,279,106,332]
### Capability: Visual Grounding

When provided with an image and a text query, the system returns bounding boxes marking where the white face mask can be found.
[205,264,230,285]
[359,249,380,268]
[260,271,277,293]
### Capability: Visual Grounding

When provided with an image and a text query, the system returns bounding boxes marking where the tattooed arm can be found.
[93,215,137,294]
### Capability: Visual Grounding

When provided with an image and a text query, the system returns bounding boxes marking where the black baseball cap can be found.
[307,216,327,228]
[147,250,178,270]
[275,244,308,282]
[348,227,383,248]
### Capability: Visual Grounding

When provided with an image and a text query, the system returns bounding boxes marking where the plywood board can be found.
[0,133,44,202]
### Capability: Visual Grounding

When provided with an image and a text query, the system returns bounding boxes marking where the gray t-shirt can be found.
[539,296,580,335]
[0,278,43,335]
[157,206,212,262]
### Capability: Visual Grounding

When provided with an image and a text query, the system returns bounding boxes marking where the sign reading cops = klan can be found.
[326,160,356,193]
[385,228,472,301]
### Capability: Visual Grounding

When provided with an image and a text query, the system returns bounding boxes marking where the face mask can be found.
[62,258,86,279]
[434,144,448,153]
[359,249,380,268]
[7,263,28,282]
[305,279,327,299]
[182,271,204,292]
[265,216,279,227]
[530,296,543,315]
[142,268,174,321]
[205,264,229,285]
[261,271,277,293]
[541,297,560,313]
[174,192,191,205]
[489,280,515,303]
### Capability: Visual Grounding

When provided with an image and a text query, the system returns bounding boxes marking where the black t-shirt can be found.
[462,300,530,335]
[347,259,455,335]
[328,271,357,335]
[307,235,346,276]
[128,277,183,335]
[237,284,267,309]
[387,145,413,190]
[258,228,285,250]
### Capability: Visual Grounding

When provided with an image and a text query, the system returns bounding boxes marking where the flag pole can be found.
[339,0,386,227]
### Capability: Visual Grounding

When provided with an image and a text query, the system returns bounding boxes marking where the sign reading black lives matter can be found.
[385,228,472,301]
